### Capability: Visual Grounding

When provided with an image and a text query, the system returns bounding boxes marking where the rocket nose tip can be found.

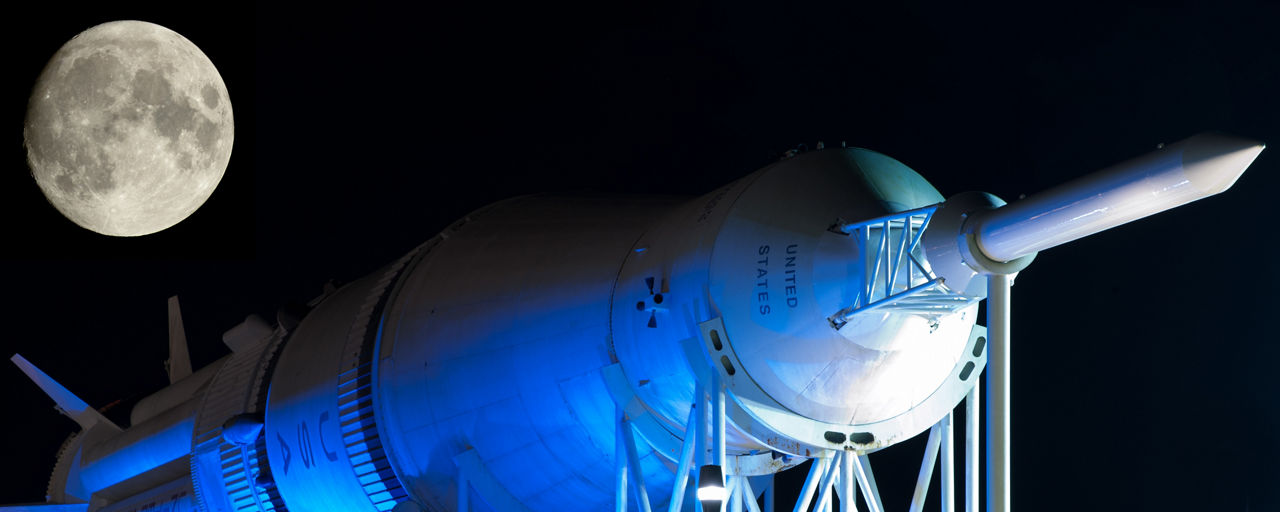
[1232,138,1267,164]
[1180,133,1266,194]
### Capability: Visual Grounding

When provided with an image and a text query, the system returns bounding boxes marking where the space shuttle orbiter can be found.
[5,133,1263,512]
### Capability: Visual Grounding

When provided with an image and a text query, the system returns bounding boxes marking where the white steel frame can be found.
[617,374,995,512]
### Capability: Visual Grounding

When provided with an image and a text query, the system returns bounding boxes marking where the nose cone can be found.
[1180,133,1265,195]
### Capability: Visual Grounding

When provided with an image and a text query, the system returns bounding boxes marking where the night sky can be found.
[3,1,1277,510]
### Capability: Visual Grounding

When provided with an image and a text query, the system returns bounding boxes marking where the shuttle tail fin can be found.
[166,295,192,384]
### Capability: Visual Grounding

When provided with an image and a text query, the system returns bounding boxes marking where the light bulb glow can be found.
[697,464,726,502]
[696,484,726,502]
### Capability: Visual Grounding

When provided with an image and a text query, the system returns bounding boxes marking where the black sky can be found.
[2,1,1277,510]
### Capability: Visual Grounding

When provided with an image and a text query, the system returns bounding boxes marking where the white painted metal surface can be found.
[666,413,697,512]
[940,412,954,512]
[908,423,942,512]
[840,453,854,512]
[973,134,1263,262]
[965,385,979,512]
[792,457,826,512]
[986,274,1011,512]
[705,151,968,427]
[621,418,655,512]
[852,455,883,512]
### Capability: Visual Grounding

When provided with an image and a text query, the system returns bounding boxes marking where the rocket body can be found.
[11,134,1262,512]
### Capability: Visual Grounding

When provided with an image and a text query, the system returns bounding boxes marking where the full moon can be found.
[24,20,233,237]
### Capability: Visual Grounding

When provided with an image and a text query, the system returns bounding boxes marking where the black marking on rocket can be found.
[298,422,315,469]
[643,276,659,327]
[277,431,292,475]
[319,411,339,462]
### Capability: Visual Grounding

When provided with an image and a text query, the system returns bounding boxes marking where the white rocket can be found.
[4,133,1263,512]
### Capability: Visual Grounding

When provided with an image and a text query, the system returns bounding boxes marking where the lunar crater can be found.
[201,84,220,108]
[24,21,234,237]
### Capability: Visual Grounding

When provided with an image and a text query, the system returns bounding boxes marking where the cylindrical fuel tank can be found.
[265,195,693,511]
[373,195,689,511]
[262,148,977,512]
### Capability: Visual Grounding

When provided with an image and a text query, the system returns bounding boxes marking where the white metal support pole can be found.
[841,449,855,512]
[941,411,955,512]
[792,457,827,512]
[668,411,698,512]
[831,470,843,512]
[712,370,726,468]
[457,468,469,512]
[852,454,884,512]
[731,477,743,512]
[813,452,842,512]
[965,382,980,512]
[909,423,943,512]
[621,420,654,512]
[695,379,707,493]
[987,273,1011,512]
[712,370,726,512]
[617,412,629,512]
[740,476,763,512]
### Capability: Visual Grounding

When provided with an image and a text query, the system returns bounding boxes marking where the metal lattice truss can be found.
[782,412,966,512]
[828,206,976,329]
[607,385,983,512]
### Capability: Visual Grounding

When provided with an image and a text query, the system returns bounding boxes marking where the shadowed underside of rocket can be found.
[4,134,1263,512]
